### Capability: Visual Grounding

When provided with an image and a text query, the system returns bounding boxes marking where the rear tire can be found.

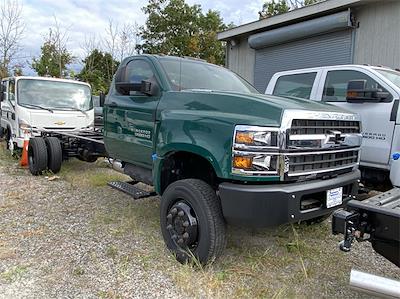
[160,179,226,265]
[28,137,48,175]
[45,137,62,173]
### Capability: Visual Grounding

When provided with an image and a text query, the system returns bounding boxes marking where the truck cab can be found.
[266,65,400,188]
[103,55,362,264]
[0,76,93,151]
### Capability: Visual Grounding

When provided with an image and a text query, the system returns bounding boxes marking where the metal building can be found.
[217,0,400,92]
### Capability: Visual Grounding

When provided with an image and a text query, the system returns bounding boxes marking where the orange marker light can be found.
[235,131,254,144]
[347,91,358,98]
[233,156,253,169]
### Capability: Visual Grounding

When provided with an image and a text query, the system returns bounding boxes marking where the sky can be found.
[19,0,266,74]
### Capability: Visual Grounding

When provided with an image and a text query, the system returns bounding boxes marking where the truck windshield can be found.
[17,79,92,111]
[159,58,258,94]
[375,69,400,89]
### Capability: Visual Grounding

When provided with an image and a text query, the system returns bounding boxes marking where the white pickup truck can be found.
[266,65,400,188]
[0,76,93,152]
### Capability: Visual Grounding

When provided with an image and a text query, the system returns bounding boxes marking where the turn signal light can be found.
[233,156,253,169]
[347,91,358,98]
[235,131,254,144]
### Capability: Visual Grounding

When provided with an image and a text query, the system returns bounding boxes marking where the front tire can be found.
[28,137,48,175]
[45,137,62,173]
[160,179,226,265]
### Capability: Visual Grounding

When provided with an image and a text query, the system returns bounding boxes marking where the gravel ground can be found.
[0,142,399,299]
[0,146,183,299]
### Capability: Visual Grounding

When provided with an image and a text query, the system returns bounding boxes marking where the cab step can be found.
[108,181,157,199]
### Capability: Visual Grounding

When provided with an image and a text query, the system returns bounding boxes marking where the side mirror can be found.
[115,66,142,95]
[99,92,105,107]
[140,79,160,96]
[0,85,4,102]
[346,80,391,103]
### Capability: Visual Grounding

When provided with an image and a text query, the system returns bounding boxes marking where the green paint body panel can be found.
[103,55,351,194]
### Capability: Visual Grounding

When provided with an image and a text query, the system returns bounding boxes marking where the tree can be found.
[138,0,227,65]
[0,0,24,78]
[102,20,139,79]
[259,0,321,18]
[31,18,73,78]
[78,49,119,95]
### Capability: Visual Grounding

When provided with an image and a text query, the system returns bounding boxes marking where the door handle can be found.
[108,102,118,108]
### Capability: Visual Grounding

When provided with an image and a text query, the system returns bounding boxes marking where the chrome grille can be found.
[290,119,361,135]
[288,149,359,176]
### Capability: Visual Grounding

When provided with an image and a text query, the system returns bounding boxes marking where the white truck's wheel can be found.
[28,137,48,175]
[45,137,62,173]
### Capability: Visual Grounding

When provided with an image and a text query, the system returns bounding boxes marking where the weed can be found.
[72,267,85,276]
[0,265,29,283]
[105,245,118,259]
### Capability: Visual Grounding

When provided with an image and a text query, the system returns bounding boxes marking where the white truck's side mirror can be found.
[346,80,391,103]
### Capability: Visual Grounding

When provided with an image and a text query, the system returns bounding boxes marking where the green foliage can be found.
[78,49,119,95]
[260,0,290,18]
[138,0,228,65]
[260,0,321,18]
[31,30,73,77]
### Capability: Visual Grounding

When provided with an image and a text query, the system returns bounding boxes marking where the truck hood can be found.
[159,90,356,127]
[219,92,348,113]
[26,109,93,131]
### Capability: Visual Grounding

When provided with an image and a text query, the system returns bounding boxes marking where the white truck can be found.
[265,65,400,188]
[0,76,93,152]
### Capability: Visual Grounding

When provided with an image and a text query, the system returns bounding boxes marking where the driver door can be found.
[1,79,16,134]
[105,59,161,167]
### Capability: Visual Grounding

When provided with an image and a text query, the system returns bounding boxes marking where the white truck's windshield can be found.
[17,79,92,111]
[375,69,400,89]
[159,58,258,94]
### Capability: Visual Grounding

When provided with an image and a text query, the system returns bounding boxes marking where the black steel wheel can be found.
[28,137,48,175]
[160,179,226,265]
[45,137,62,173]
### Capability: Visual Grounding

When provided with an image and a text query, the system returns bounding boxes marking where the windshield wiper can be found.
[54,107,88,115]
[21,103,54,113]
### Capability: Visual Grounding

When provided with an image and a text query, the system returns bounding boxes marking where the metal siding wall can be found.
[353,2,400,68]
[227,36,255,84]
[254,30,353,92]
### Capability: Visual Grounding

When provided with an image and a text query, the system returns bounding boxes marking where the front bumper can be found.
[219,170,360,227]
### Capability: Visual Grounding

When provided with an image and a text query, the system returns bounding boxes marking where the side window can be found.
[8,80,15,103]
[323,70,388,102]
[273,73,317,99]
[125,60,155,85]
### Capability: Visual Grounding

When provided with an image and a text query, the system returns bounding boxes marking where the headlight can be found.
[234,125,278,148]
[232,152,279,175]
[232,125,281,176]
[18,119,32,132]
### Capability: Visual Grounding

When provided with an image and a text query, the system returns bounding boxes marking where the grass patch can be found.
[0,265,29,283]
[58,158,129,187]
[72,267,85,276]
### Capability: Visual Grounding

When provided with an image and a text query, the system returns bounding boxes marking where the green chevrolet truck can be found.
[24,54,362,264]
[100,55,362,264]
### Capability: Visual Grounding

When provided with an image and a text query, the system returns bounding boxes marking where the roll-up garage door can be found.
[250,11,354,92]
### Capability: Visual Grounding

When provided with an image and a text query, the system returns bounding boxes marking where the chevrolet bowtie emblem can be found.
[54,121,66,125]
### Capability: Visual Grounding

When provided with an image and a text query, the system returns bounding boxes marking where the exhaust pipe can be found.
[350,269,400,298]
